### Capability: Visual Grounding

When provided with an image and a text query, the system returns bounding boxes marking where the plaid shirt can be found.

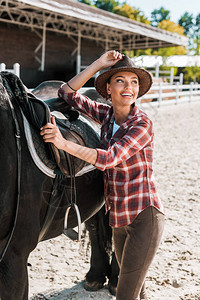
[58,88,164,227]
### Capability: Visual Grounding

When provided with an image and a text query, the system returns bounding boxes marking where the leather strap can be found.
[63,154,82,241]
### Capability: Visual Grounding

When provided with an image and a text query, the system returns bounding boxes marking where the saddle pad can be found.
[22,111,57,178]
[22,112,97,178]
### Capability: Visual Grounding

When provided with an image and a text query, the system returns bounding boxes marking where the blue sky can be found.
[125,0,200,23]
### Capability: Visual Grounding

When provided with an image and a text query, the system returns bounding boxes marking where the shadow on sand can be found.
[29,281,115,300]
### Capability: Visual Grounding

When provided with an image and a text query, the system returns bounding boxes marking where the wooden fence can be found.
[0,63,199,108]
[81,83,200,108]
[140,82,200,107]
[0,63,20,76]
[147,66,184,84]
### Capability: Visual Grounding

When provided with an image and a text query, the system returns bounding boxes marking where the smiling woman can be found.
[106,72,140,125]
[40,50,165,300]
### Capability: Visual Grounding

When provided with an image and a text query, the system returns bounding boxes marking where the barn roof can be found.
[0,0,188,50]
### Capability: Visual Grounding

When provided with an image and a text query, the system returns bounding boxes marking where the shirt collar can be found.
[111,103,138,127]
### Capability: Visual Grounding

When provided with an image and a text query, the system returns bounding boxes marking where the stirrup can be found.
[63,203,82,241]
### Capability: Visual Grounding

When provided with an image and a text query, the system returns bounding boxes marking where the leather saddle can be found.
[0,72,98,177]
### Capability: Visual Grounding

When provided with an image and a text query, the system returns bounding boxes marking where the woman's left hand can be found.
[40,116,66,150]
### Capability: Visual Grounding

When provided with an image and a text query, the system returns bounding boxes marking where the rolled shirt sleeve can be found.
[58,87,109,125]
[95,119,153,171]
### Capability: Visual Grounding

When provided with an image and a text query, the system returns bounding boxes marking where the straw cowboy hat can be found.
[95,55,153,99]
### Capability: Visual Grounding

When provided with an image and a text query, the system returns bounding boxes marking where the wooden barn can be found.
[0,0,188,87]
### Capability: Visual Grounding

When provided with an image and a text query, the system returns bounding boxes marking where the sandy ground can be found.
[28,100,200,300]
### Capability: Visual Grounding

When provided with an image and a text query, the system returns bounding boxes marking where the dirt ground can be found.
[28,100,200,300]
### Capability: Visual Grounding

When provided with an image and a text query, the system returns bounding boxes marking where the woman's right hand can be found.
[98,50,124,69]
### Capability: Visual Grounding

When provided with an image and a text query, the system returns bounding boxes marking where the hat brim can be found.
[95,67,152,99]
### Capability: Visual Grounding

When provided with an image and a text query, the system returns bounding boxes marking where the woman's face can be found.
[106,71,139,107]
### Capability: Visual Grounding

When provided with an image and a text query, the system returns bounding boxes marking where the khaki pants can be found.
[113,206,165,300]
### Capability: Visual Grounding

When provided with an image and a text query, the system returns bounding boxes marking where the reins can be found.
[0,87,21,263]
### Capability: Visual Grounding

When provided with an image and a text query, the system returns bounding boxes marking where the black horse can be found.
[0,73,105,300]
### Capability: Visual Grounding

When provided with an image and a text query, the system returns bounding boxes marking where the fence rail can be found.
[0,63,20,76]
[81,83,200,108]
[140,82,200,107]
[147,66,183,84]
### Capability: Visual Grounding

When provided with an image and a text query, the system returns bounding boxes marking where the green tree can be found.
[151,6,170,27]
[194,13,200,54]
[94,0,119,12]
[183,66,200,83]
[196,13,200,28]
[77,0,93,5]
[178,12,194,35]
[178,12,200,54]
[152,20,187,56]
[113,3,150,25]
[158,19,185,35]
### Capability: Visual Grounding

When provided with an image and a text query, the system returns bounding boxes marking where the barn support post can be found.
[119,37,123,53]
[33,22,46,71]
[76,31,81,74]
[41,22,46,71]
[105,37,109,52]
